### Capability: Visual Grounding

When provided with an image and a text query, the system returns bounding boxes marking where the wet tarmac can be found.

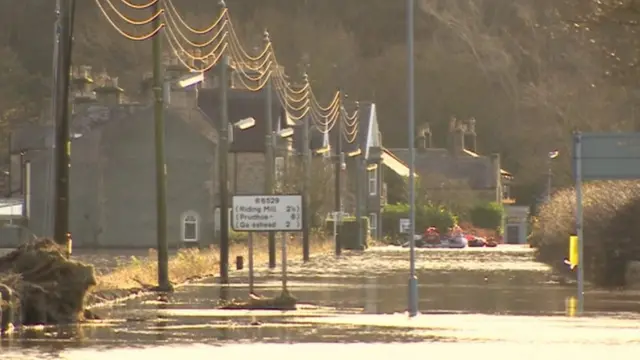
[1,245,639,359]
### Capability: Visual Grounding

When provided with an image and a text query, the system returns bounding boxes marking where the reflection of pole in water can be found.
[219,286,230,303]
[565,296,576,317]
[364,276,378,314]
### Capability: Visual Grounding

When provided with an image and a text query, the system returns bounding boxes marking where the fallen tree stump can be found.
[219,291,298,311]
[0,238,97,326]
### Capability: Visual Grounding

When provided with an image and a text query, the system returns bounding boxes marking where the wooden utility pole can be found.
[53,0,75,255]
[151,0,171,291]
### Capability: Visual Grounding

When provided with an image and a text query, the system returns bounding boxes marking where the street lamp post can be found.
[407,0,419,318]
[547,150,559,202]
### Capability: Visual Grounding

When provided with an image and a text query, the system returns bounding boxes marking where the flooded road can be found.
[1,245,639,359]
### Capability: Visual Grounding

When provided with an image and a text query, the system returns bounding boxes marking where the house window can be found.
[368,168,378,195]
[502,184,510,199]
[369,213,377,237]
[181,212,199,242]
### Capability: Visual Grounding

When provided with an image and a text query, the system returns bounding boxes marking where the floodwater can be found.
[1,245,640,359]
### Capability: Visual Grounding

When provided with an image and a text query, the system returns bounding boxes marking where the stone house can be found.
[291,102,413,239]
[4,61,287,249]
[388,117,514,206]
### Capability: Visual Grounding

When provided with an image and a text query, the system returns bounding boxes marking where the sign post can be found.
[248,232,254,294]
[572,131,640,316]
[232,194,303,296]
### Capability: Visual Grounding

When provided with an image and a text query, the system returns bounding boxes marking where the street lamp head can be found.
[234,117,256,130]
[177,72,204,88]
[315,145,331,155]
[366,163,378,171]
[347,148,362,157]
[277,127,294,138]
[263,29,270,44]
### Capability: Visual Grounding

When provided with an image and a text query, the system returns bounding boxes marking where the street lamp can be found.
[347,149,361,157]
[547,150,559,202]
[277,127,295,139]
[407,0,419,317]
[234,117,256,131]
[315,145,331,155]
[177,72,204,88]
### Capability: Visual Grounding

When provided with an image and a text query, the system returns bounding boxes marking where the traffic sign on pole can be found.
[231,195,303,232]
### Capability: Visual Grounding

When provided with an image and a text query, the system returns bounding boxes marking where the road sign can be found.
[578,132,640,180]
[232,195,303,232]
[399,218,410,234]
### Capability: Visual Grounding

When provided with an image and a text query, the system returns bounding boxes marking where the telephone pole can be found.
[301,74,311,261]
[334,92,343,256]
[264,31,277,268]
[152,0,170,291]
[219,55,231,284]
[53,0,75,253]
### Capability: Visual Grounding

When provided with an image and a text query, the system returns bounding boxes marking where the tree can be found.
[281,156,335,228]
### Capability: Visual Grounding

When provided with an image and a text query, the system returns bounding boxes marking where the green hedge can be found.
[382,203,457,236]
[325,216,370,250]
[469,202,504,230]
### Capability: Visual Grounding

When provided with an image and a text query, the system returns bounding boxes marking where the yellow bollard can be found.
[569,235,578,270]
[565,296,576,317]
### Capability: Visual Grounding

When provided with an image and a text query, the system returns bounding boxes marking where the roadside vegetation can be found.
[93,231,332,294]
[530,181,640,288]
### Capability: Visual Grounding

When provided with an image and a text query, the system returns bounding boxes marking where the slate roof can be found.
[197,88,287,153]
[10,103,147,153]
[388,148,498,189]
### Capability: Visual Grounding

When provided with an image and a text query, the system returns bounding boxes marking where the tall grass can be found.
[94,233,333,292]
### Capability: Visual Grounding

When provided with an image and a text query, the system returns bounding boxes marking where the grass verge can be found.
[88,233,333,305]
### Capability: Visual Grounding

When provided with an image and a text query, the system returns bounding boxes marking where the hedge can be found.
[469,202,504,230]
[530,180,640,288]
[381,203,457,237]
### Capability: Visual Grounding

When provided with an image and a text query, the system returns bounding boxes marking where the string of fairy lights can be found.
[93,0,360,144]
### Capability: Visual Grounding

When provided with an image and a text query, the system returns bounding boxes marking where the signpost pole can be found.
[281,232,288,292]
[231,194,302,297]
[248,232,254,295]
[574,132,584,315]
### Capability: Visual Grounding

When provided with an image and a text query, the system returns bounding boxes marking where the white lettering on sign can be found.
[232,195,303,232]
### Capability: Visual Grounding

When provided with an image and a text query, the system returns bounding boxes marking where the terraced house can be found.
[4,59,289,248]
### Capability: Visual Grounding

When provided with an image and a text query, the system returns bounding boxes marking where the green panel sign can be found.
[580,133,640,180]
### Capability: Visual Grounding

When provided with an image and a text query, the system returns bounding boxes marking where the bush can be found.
[530,180,640,288]
[382,203,457,237]
[325,216,370,250]
[469,202,504,230]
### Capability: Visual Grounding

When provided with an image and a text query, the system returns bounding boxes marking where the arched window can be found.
[181,212,199,242]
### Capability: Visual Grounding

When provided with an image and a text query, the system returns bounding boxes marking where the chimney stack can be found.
[70,65,96,105]
[465,117,477,152]
[94,71,124,105]
[453,125,465,155]
[415,122,432,150]
[448,116,466,155]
